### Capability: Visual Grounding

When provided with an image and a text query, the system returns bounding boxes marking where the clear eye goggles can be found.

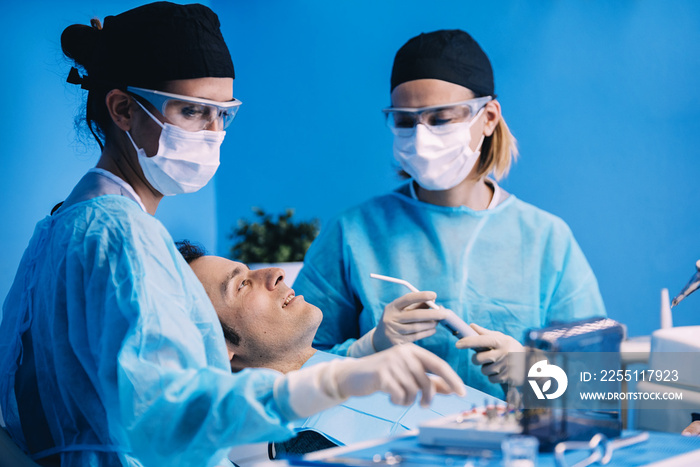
[127,86,242,132]
[382,96,492,135]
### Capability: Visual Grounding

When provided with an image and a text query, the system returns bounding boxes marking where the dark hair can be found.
[61,19,112,148]
[176,240,207,264]
[60,2,235,149]
[176,240,240,347]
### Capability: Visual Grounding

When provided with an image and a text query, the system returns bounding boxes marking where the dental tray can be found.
[418,406,522,450]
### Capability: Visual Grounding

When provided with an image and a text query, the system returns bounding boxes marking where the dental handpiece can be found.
[671,259,700,308]
[370,273,478,338]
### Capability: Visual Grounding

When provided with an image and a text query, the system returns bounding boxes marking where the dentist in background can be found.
[294,29,607,399]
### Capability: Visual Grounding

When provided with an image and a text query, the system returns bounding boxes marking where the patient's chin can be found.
[230,360,245,373]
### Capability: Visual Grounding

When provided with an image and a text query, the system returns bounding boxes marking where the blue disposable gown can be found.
[293,182,606,398]
[0,172,295,467]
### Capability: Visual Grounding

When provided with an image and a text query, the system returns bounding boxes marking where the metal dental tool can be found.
[554,432,649,467]
[370,273,478,338]
[671,259,700,308]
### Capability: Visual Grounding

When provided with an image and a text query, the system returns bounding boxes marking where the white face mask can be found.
[393,109,485,191]
[127,100,225,196]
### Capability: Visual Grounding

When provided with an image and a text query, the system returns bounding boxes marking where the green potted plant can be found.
[228,207,320,283]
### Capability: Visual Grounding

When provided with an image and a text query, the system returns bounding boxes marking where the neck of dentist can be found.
[415,173,494,210]
[97,138,163,215]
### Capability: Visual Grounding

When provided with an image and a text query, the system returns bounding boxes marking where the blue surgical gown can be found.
[293,182,606,398]
[0,172,295,467]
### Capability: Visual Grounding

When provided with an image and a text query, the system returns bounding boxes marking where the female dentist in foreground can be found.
[0,6,464,466]
[294,29,606,399]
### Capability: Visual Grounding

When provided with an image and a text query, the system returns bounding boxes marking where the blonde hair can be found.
[475,114,518,181]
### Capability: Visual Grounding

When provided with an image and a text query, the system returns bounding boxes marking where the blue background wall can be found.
[1,1,699,337]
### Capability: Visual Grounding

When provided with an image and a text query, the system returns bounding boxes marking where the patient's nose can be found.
[263,267,285,290]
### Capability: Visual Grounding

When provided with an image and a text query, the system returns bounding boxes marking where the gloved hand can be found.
[455,323,524,385]
[682,421,700,436]
[372,291,449,352]
[281,344,466,418]
[333,343,466,407]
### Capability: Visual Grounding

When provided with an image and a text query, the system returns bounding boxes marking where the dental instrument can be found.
[553,432,649,467]
[370,273,478,338]
[670,259,700,308]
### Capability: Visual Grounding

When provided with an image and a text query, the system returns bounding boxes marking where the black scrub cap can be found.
[62,1,234,90]
[390,29,494,97]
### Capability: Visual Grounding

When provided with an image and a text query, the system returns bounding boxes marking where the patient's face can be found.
[190,255,322,370]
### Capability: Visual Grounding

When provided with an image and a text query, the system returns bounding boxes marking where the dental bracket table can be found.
[252,430,700,467]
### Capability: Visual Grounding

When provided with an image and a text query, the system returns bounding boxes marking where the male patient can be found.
[176,241,500,457]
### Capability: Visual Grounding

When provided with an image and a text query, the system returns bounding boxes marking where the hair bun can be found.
[61,23,101,70]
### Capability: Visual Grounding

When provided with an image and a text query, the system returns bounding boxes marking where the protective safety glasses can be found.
[382,96,492,135]
[127,86,242,132]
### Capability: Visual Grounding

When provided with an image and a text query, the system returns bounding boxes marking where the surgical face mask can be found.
[126,100,225,196]
[393,109,485,191]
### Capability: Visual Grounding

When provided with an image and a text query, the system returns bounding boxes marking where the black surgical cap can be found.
[390,29,494,97]
[64,1,234,89]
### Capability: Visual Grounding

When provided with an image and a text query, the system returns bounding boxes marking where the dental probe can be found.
[370,273,478,338]
[671,259,700,308]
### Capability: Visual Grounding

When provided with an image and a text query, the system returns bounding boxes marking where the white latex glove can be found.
[281,344,466,418]
[334,343,466,406]
[455,323,524,384]
[372,291,449,352]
